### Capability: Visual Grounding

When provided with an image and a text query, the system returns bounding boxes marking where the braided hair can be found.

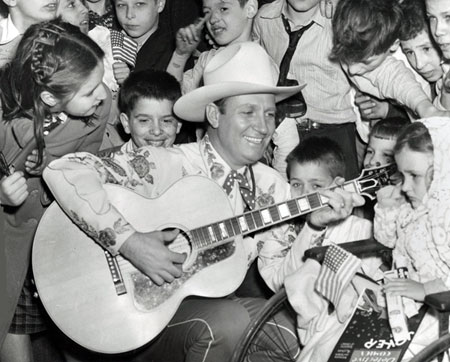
[0,19,104,166]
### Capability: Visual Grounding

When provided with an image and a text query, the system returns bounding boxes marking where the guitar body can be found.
[32,176,248,354]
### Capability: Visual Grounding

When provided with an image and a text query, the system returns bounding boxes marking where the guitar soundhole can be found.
[129,241,236,311]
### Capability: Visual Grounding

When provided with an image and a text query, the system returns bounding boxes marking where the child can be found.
[0,0,58,66]
[0,19,110,360]
[114,0,178,72]
[363,118,410,170]
[86,0,119,30]
[258,136,378,361]
[118,69,182,151]
[57,0,134,150]
[425,0,450,110]
[399,0,443,94]
[57,0,131,88]
[252,0,362,180]
[166,0,258,146]
[167,0,258,94]
[358,118,409,220]
[330,0,449,119]
[374,118,450,360]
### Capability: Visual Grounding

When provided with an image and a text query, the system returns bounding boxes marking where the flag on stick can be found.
[110,30,138,68]
[315,243,361,308]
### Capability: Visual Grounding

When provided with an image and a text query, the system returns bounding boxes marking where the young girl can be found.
[0,19,110,361]
[375,117,450,360]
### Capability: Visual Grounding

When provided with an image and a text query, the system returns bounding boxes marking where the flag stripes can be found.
[110,30,138,67]
[315,243,361,307]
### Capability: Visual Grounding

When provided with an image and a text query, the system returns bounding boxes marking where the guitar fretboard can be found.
[190,181,359,249]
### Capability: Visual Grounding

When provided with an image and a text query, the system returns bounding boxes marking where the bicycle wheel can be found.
[232,288,300,362]
[409,334,450,362]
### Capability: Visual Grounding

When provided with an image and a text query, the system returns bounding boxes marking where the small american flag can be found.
[315,243,361,308]
[110,30,138,68]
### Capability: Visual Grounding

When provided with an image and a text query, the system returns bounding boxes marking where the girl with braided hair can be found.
[0,19,111,361]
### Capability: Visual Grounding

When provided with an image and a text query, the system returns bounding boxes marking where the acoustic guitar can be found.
[32,164,395,353]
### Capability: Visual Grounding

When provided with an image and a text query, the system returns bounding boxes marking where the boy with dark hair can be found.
[354,0,443,124]
[118,69,183,151]
[330,0,401,69]
[330,0,450,119]
[399,0,443,91]
[425,0,450,110]
[259,136,377,362]
[167,0,258,94]
[286,136,346,182]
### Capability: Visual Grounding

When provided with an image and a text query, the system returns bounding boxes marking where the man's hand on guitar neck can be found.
[119,230,187,286]
[308,177,366,229]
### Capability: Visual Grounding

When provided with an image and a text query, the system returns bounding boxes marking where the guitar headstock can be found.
[354,164,397,200]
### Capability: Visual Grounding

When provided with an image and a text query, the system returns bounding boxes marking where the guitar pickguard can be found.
[130,242,236,311]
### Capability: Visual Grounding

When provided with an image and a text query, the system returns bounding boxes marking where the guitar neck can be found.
[190,179,360,249]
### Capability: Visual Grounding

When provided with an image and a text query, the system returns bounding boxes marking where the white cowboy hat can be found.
[173,42,306,122]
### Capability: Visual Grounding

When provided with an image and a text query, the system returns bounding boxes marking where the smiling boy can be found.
[118,69,182,150]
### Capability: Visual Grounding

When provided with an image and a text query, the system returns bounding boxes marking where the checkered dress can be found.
[9,270,47,334]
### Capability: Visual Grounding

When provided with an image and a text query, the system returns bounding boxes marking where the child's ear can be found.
[119,113,131,135]
[2,0,17,7]
[245,0,258,19]
[389,39,400,53]
[331,176,340,186]
[157,0,166,13]
[40,91,58,108]
[205,103,220,129]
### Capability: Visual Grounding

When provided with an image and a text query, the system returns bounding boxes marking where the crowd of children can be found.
[1,0,450,361]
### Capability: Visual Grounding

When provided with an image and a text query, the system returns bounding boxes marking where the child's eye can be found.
[312,184,321,190]
[220,7,229,12]
[291,182,301,189]
[383,154,394,163]
[68,1,75,7]
[423,47,431,53]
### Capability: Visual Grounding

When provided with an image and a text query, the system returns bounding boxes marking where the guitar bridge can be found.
[104,250,127,295]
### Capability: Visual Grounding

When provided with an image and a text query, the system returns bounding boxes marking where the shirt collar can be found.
[282,4,325,29]
[0,15,21,45]
[199,134,247,187]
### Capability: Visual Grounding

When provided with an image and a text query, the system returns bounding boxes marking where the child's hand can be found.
[113,61,131,85]
[25,149,48,176]
[383,278,425,302]
[0,171,29,206]
[355,92,389,121]
[376,184,404,208]
[175,15,210,57]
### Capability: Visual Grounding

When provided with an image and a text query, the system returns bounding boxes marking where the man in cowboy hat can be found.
[43,42,364,361]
